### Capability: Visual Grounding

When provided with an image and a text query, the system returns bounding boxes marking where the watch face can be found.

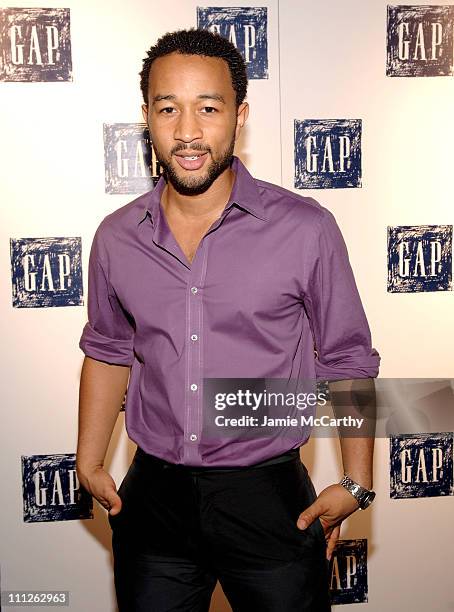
[361,491,376,508]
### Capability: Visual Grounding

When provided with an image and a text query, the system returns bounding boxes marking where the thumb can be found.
[107,490,122,516]
[297,502,321,530]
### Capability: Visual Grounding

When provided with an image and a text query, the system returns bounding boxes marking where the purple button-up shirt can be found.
[79,156,380,466]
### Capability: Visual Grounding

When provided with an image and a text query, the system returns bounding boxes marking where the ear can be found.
[235,102,249,140]
[141,103,149,123]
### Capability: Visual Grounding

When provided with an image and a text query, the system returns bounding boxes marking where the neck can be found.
[162,166,236,222]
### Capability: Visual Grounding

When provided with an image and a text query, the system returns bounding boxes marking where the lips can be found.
[174,152,208,171]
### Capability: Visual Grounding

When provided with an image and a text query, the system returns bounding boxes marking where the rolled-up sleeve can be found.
[303,208,380,381]
[79,225,134,366]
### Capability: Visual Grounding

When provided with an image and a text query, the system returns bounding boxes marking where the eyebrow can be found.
[152,93,226,105]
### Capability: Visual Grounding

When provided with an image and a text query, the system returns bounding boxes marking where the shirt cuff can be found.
[79,322,134,366]
[315,349,381,381]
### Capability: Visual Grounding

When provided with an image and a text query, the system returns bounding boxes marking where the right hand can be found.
[77,465,123,516]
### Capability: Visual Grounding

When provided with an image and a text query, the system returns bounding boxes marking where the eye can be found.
[201,106,217,113]
[160,107,176,114]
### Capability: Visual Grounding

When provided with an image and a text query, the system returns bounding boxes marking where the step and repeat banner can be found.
[1,1,453,610]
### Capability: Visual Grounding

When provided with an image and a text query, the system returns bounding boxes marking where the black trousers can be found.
[108,447,331,611]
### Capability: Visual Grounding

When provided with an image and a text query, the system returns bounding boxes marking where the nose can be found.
[173,109,203,143]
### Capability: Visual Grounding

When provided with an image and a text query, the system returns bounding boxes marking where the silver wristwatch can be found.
[339,474,376,509]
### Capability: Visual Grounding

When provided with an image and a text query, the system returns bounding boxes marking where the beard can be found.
[152,134,235,196]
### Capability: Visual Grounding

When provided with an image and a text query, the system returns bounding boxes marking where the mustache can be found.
[170,143,211,155]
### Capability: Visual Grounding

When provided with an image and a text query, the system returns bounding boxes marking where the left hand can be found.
[296,483,360,561]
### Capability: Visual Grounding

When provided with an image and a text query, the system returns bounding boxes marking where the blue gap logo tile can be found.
[387,5,454,77]
[197,7,268,79]
[22,454,93,522]
[387,225,452,292]
[10,236,83,308]
[294,119,362,189]
[390,432,454,498]
[329,539,368,605]
[0,7,72,82]
[103,123,162,194]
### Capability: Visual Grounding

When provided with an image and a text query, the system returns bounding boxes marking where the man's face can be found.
[142,52,248,195]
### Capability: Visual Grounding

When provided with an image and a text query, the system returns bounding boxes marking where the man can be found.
[77,28,380,611]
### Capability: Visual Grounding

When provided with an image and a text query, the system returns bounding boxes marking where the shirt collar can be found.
[137,155,268,225]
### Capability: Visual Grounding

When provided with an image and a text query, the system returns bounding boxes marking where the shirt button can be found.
[190,383,198,391]
[190,434,198,441]
[191,334,198,341]
[191,286,198,294]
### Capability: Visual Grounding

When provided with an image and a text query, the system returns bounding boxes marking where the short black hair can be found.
[139,28,248,107]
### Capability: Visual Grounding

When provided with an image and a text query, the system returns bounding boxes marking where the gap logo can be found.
[387,225,452,292]
[11,236,83,307]
[390,432,454,498]
[104,123,161,194]
[387,5,454,76]
[197,6,268,79]
[294,119,362,189]
[0,7,72,81]
[22,453,93,522]
[329,539,368,604]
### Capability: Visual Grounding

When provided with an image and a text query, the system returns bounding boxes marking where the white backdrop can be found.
[1,0,453,610]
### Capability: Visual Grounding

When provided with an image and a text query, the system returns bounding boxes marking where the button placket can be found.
[183,211,229,464]
[184,257,205,463]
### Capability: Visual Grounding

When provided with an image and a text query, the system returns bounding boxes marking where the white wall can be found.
[1,1,452,610]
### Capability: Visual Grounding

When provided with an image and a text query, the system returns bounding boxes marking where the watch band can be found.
[339,474,376,509]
